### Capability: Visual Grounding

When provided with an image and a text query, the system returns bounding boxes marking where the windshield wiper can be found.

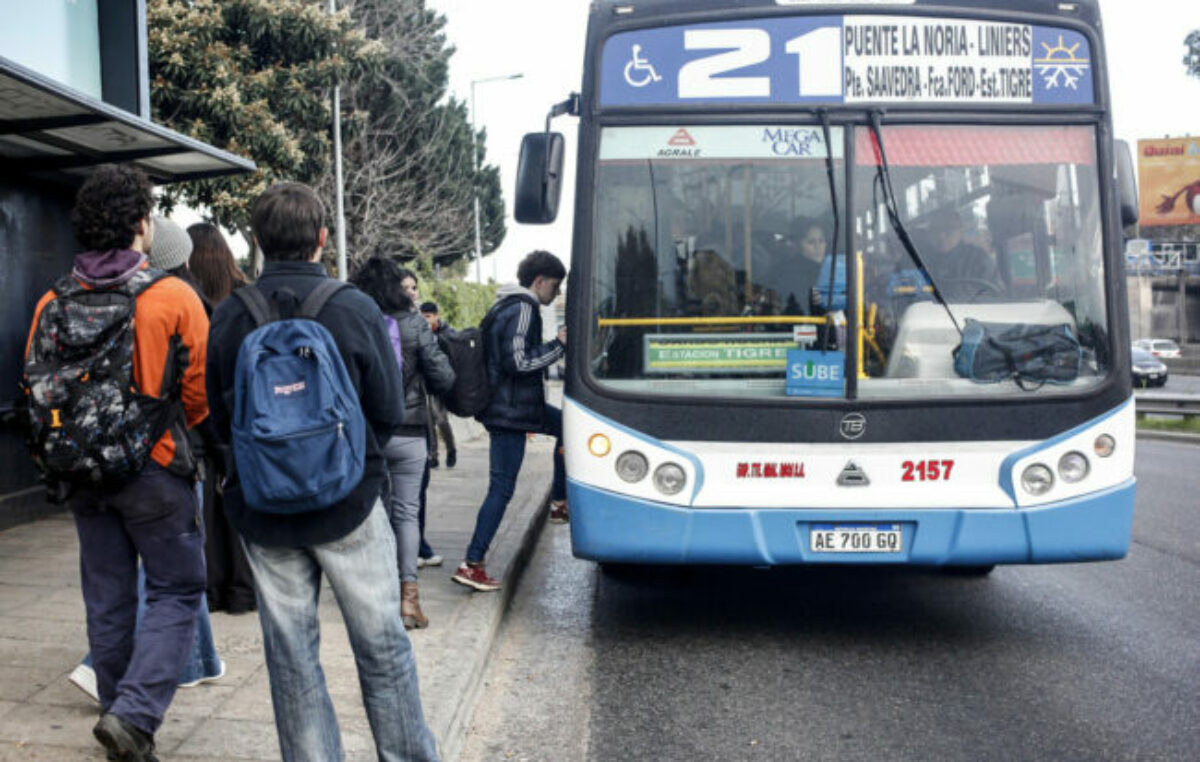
[868,110,962,336]
[818,111,841,353]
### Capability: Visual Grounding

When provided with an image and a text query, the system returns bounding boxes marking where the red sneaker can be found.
[452,563,502,592]
[548,499,569,524]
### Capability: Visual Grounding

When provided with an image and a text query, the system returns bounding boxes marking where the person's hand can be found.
[557,325,567,345]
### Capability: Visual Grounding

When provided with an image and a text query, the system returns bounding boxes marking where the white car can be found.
[1133,338,1182,359]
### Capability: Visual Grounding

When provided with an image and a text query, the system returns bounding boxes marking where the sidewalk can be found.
[0,415,556,761]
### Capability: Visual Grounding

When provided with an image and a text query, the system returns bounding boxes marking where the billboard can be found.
[1137,137,1200,227]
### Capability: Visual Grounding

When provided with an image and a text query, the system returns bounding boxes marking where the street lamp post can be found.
[329,0,347,280]
[471,73,523,283]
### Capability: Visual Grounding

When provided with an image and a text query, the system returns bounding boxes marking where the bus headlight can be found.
[1093,434,1115,458]
[588,433,612,457]
[1058,451,1090,483]
[615,451,649,483]
[1021,464,1054,496]
[652,462,687,495]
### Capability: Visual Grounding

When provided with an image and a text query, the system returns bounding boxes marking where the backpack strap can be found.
[126,268,172,296]
[232,284,273,328]
[480,294,521,335]
[298,279,351,321]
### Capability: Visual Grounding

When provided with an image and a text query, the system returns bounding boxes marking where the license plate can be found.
[810,523,903,553]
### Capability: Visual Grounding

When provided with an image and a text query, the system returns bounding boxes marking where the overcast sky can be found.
[426,0,1200,283]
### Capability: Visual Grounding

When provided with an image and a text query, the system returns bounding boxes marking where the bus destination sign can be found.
[600,15,1093,108]
[644,333,794,375]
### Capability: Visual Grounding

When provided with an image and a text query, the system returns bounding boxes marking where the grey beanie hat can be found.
[148,215,193,271]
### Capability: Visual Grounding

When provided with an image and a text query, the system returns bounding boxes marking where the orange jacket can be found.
[26,266,210,472]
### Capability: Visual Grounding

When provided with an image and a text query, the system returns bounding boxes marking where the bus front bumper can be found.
[566,478,1136,566]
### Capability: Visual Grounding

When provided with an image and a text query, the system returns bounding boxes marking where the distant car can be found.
[1131,347,1168,387]
[1133,338,1182,358]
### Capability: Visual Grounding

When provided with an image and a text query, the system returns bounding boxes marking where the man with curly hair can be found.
[24,165,210,762]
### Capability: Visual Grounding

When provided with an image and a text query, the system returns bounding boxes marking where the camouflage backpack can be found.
[21,268,183,486]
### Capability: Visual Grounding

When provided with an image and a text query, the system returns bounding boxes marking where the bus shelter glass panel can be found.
[852,124,1109,398]
[589,125,845,398]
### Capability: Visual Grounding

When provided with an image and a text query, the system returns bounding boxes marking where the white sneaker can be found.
[417,554,443,568]
[68,663,99,703]
[178,659,226,689]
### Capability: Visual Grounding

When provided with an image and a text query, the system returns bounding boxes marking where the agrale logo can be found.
[658,128,700,158]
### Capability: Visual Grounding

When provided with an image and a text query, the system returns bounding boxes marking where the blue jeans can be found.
[418,458,435,559]
[466,404,565,564]
[241,502,438,762]
[83,482,222,685]
[69,462,206,734]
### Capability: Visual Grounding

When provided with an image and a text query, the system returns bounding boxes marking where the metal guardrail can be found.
[1162,356,1200,376]
[1135,393,1200,422]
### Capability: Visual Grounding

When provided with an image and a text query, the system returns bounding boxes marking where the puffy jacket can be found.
[391,309,455,437]
[477,284,564,432]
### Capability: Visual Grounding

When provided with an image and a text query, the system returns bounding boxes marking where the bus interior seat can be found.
[884,299,1075,379]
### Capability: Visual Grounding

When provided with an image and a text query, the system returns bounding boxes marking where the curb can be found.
[433,480,551,762]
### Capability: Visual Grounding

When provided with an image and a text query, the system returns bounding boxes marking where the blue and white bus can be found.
[515,0,1140,573]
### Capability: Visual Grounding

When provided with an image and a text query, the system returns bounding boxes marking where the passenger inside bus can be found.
[769,215,831,316]
[920,207,1001,297]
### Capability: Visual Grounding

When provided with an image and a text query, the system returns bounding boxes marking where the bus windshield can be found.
[590,125,844,396]
[856,123,1108,398]
[588,123,1109,399]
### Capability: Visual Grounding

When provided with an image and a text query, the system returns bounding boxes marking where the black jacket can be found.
[477,285,564,432]
[206,261,405,547]
[392,309,455,437]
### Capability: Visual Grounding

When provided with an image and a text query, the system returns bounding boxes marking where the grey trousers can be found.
[382,435,428,583]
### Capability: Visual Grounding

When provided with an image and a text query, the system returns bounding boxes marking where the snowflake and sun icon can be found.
[1033,34,1090,90]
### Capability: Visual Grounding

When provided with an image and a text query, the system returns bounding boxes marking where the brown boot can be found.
[401,582,429,629]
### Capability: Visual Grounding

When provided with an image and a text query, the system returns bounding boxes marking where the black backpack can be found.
[436,325,491,418]
[21,269,183,486]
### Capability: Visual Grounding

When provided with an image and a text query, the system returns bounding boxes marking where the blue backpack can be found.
[230,281,366,514]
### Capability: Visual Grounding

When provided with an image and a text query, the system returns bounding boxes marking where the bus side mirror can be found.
[1114,139,1138,228]
[515,132,564,224]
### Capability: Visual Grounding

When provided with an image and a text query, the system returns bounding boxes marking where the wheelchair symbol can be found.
[623,44,662,88]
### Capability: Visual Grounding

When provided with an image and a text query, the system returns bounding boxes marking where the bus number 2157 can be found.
[901,459,955,481]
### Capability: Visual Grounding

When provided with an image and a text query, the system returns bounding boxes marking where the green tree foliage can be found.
[148,0,382,238]
[333,0,505,270]
[409,255,498,328]
[149,0,506,277]
[1186,30,1200,79]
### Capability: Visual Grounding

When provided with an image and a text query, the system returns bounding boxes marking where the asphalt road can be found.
[462,439,1200,762]
[1154,371,1200,395]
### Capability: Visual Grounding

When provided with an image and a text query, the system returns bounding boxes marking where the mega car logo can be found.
[658,128,700,158]
[736,462,806,479]
[839,413,866,440]
[761,128,823,156]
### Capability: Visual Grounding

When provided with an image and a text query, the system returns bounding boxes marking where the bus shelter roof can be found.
[0,56,255,185]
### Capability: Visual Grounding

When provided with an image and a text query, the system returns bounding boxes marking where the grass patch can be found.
[1136,416,1200,433]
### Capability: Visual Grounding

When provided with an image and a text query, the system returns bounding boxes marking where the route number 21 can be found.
[678,26,842,99]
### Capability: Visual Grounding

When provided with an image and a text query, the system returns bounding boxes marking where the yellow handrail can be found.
[597,315,828,327]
